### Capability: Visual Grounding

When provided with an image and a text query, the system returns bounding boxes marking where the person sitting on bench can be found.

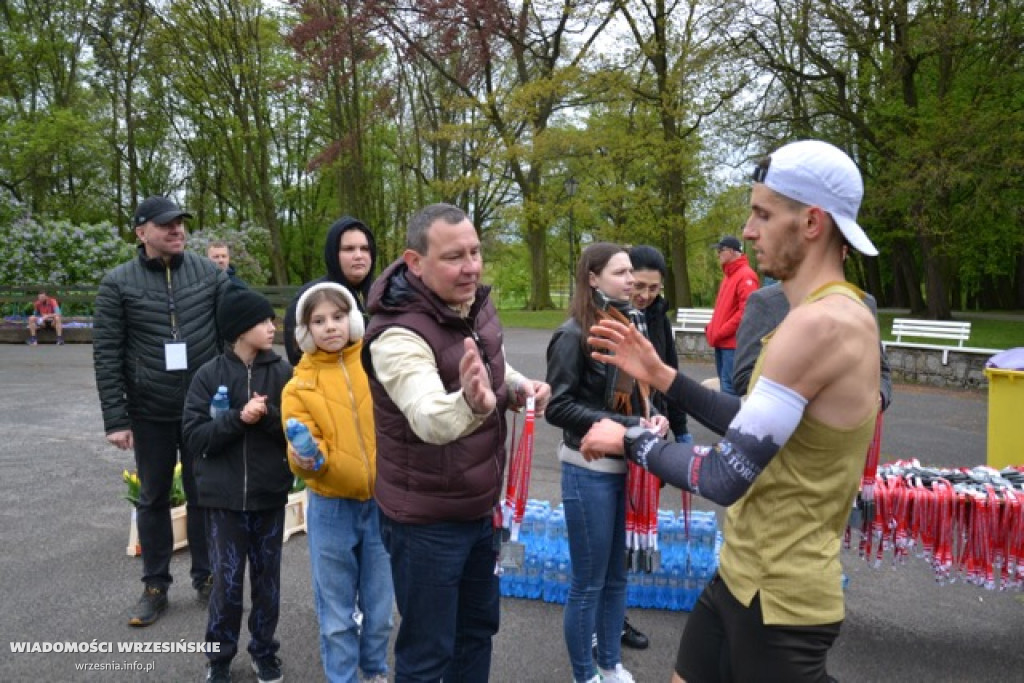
[27,290,63,345]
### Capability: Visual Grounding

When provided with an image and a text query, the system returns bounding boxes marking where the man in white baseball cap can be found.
[577,139,881,682]
[751,139,878,256]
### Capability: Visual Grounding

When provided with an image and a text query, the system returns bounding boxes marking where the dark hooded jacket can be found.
[283,217,377,365]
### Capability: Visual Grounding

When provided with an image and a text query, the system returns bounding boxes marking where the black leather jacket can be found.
[545,318,644,450]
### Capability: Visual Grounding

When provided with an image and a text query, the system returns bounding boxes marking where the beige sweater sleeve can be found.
[369,327,492,445]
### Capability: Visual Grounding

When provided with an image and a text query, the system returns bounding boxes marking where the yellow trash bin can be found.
[984,367,1024,470]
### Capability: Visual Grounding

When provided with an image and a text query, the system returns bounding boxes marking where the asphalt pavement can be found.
[0,330,1020,682]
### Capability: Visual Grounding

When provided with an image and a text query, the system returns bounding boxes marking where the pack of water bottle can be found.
[499,499,721,612]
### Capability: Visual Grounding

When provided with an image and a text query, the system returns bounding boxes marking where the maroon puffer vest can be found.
[363,261,510,524]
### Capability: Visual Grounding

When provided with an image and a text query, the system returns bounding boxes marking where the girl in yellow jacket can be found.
[281,282,392,683]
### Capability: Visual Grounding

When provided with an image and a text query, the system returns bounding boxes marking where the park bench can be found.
[673,307,714,334]
[0,284,99,313]
[882,317,1002,364]
[1,283,299,316]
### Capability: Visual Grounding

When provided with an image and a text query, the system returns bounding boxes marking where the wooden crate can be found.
[127,505,187,557]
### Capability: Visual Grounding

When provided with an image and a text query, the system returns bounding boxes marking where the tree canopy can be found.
[1,0,1021,312]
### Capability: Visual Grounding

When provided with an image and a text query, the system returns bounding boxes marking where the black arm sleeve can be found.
[654,313,689,437]
[663,372,743,436]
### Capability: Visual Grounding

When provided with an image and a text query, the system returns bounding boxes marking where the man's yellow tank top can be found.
[718,281,877,626]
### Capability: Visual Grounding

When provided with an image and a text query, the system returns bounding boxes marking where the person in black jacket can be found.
[546,243,669,683]
[182,286,292,683]
[283,217,377,365]
[628,246,692,444]
[93,195,229,627]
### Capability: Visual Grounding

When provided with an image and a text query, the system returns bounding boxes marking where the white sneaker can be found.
[600,664,635,683]
[577,676,601,683]
[363,675,387,683]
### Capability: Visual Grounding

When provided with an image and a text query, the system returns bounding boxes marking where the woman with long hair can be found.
[545,242,669,683]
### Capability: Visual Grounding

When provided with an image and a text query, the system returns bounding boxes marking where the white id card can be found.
[164,341,188,371]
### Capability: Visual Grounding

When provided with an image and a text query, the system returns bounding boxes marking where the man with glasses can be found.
[93,195,229,626]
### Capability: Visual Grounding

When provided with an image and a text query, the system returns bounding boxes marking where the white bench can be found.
[673,308,713,333]
[883,318,1002,364]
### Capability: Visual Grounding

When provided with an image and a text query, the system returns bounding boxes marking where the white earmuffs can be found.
[294,282,365,353]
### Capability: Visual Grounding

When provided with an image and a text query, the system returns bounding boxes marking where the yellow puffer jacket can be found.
[281,341,376,500]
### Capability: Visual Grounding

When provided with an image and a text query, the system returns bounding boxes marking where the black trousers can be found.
[205,507,285,664]
[133,419,210,589]
[676,573,841,683]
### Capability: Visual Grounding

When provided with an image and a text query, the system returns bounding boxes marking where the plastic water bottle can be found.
[285,418,324,471]
[541,558,558,602]
[556,558,570,604]
[209,385,230,418]
[668,563,683,610]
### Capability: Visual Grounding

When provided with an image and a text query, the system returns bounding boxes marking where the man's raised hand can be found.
[460,337,496,415]
[588,319,677,392]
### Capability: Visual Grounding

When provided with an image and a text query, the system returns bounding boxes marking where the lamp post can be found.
[564,176,579,303]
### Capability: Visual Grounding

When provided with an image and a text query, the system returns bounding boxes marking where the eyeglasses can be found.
[633,282,662,295]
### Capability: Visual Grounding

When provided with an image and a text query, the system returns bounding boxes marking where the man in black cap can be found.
[93,195,230,626]
[704,235,758,395]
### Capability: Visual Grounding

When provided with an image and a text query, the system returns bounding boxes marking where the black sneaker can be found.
[196,575,214,603]
[128,585,167,627]
[205,660,232,683]
[621,616,649,650]
[251,655,282,683]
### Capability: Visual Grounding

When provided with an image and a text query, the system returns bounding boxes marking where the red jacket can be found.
[705,257,759,349]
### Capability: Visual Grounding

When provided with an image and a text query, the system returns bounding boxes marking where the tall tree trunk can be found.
[864,254,884,306]
[1016,248,1024,310]
[917,231,951,319]
[891,239,925,313]
[525,216,553,310]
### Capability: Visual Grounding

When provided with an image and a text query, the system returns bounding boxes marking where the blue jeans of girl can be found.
[561,462,627,683]
[307,492,394,683]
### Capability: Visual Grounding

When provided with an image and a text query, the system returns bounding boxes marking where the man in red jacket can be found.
[705,235,759,395]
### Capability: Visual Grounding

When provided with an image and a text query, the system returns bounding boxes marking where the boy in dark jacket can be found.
[182,285,293,683]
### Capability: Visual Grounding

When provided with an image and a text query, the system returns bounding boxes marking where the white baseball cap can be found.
[753,140,878,256]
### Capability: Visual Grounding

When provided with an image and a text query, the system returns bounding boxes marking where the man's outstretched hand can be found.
[588,319,677,392]
[460,337,496,415]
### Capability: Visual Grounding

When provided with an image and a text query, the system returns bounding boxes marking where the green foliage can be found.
[188,224,273,286]
[0,190,133,289]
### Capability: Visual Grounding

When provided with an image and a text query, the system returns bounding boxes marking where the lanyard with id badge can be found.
[494,396,535,575]
[163,267,188,371]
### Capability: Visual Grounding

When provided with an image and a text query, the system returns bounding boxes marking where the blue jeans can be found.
[379,513,499,683]
[715,348,736,396]
[307,492,394,683]
[561,463,627,683]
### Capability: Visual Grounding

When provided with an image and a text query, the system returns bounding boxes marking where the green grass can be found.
[876,312,1024,350]
[497,308,569,330]
[498,308,1023,350]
